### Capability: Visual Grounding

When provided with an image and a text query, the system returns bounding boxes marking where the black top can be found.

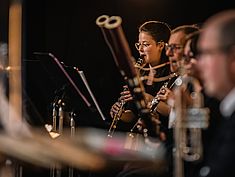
[123,62,171,136]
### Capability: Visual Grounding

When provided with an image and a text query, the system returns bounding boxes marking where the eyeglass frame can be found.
[165,43,184,52]
[182,53,196,63]
[135,41,163,50]
[197,44,235,57]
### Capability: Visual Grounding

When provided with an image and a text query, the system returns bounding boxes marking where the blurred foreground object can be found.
[173,75,209,177]
[0,127,165,171]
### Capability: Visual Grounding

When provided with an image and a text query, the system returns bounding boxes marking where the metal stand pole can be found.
[50,101,64,177]
[68,112,75,177]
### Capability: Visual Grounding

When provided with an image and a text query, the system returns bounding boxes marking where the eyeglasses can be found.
[165,43,183,52]
[135,41,162,50]
[197,44,235,57]
[197,48,226,57]
[135,42,150,50]
[182,54,195,63]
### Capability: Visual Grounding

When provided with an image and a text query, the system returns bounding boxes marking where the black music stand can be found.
[24,52,106,128]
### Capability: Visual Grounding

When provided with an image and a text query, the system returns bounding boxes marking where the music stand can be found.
[59,63,106,121]
[24,52,106,127]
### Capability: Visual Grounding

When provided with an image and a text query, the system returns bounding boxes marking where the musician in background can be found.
[110,20,171,139]
[192,9,235,177]
[109,20,172,177]
[173,30,222,177]
[152,25,199,128]
[183,30,222,146]
[158,25,223,177]
[147,25,200,177]
[157,25,199,141]
[110,23,200,177]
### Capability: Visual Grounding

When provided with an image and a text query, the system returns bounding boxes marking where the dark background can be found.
[1,0,234,128]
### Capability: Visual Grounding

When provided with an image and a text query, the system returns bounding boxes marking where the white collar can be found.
[220,87,235,118]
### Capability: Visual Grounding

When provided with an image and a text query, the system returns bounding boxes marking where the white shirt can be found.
[168,108,176,128]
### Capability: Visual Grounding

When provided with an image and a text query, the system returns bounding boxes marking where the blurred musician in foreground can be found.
[192,10,235,177]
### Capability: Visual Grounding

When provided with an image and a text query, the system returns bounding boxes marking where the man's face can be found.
[183,39,198,77]
[197,26,231,99]
[166,31,185,73]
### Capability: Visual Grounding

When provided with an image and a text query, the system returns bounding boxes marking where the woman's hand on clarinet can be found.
[119,85,133,102]
[110,85,134,119]
[110,101,122,119]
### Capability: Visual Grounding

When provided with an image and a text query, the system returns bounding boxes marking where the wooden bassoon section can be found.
[96,15,156,137]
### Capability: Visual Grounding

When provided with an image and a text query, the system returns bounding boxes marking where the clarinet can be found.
[107,57,144,138]
[135,57,144,67]
[150,72,178,113]
[107,86,129,138]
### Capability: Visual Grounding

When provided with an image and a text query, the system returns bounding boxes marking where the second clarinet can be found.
[150,72,178,113]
